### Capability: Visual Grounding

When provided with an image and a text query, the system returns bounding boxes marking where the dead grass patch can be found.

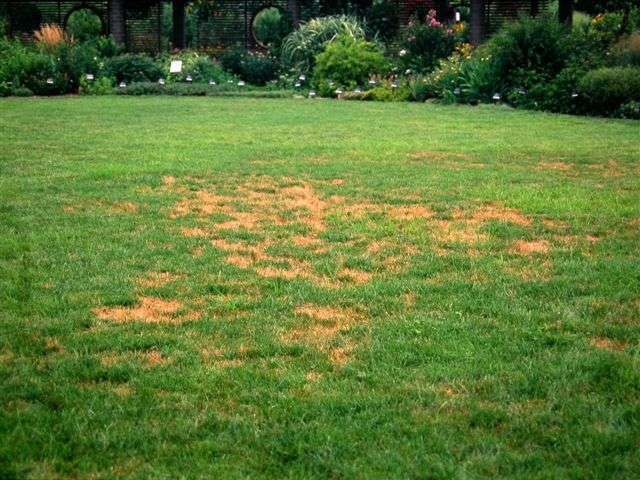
[409,151,472,161]
[538,161,572,171]
[511,240,550,255]
[387,204,433,221]
[338,268,373,284]
[93,296,196,324]
[590,337,627,351]
[109,202,138,214]
[137,271,181,288]
[181,227,209,238]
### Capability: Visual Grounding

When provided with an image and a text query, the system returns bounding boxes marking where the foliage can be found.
[0,37,61,95]
[578,66,640,115]
[280,15,366,73]
[368,80,412,101]
[483,15,568,92]
[79,75,114,95]
[86,36,123,58]
[366,0,399,41]
[610,32,640,66]
[66,8,102,42]
[114,81,291,97]
[34,24,71,53]
[252,7,292,49]
[104,54,164,83]
[615,100,640,119]
[313,35,387,96]
[396,10,458,74]
[161,51,233,84]
[220,49,278,86]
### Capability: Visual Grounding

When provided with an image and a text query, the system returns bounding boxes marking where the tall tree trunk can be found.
[558,0,573,27]
[287,0,300,28]
[108,0,126,46]
[172,0,186,50]
[470,0,484,46]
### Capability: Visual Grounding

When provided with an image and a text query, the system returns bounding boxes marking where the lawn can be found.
[1,97,639,479]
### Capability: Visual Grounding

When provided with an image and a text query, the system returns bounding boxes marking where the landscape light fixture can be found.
[209,80,216,85]
[186,75,193,83]
[86,74,94,81]
[492,93,501,102]
[119,81,127,88]
[158,78,165,85]
[455,11,461,22]
[238,81,246,87]
[308,91,316,98]
[46,78,54,85]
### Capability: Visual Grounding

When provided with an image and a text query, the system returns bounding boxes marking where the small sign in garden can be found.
[170,61,183,74]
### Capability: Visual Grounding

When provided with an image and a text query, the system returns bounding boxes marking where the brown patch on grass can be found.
[542,219,569,229]
[387,204,433,221]
[226,255,254,269]
[191,246,204,257]
[538,161,572,171]
[305,371,323,382]
[471,204,531,226]
[338,268,373,284]
[137,271,180,288]
[283,305,365,365]
[331,179,344,186]
[110,202,138,214]
[511,240,550,255]
[431,219,486,244]
[163,175,176,186]
[181,227,209,238]
[93,296,193,324]
[44,337,64,353]
[201,348,244,367]
[590,337,627,351]
[63,205,75,213]
[144,350,166,367]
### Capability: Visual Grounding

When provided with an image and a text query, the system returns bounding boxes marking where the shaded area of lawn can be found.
[1,98,639,479]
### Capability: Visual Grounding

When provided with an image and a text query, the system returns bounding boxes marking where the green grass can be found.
[1,97,639,479]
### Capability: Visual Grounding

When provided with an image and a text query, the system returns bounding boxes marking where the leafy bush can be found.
[252,7,292,49]
[610,32,640,67]
[66,8,102,42]
[578,66,640,115]
[280,15,366,73]
[79,76,114,95]
[615,100,640,119]
[313,35,387,96]
[396,10,457,74]
[161,51,233,84]
[104,54,163,83]
[0,38,62,94]
[88,36,123,58]
[220,49,277,85]
[484,15,568,92]
[369,80,411,102]
[115,81,291,98]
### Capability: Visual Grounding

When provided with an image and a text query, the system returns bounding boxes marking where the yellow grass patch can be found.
[590,337,627,351]
[137,271,181,288]
[92,296,197,324]
[511,240,550,255]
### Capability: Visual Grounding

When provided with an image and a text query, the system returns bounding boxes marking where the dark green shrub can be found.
[88,36,123,58]
[485,15,568,91]
[397,10,457,74]
[104,54,163,83]
[579,67,640,115]
[12,86,34,97]
[252,7,292,49]
[66,8,102,42]
[220,49,278,85]
[161,51,233,84]
[313,35,387,96]
[239,53,278,85]
[615,100,640,119]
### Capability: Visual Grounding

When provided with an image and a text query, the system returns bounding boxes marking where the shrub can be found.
[88,36,123,58]
[161,51,233,84]
[369,80,412,102]
[66,9,102,42]
[34,24,70,53]
[252,7,292,49]
[615,100,640,119]
[578,66,640,115]
[220,49,277,85]
[610,32,640,67]
[104,54,163,83]
[79,76,114,95]
[313,35,387,96]
[396,10,457,74]
[484,15,568,92]
[0,38,62,95]
[280,15,366,73]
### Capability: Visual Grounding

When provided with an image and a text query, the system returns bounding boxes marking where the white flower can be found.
[399,49,407,57]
